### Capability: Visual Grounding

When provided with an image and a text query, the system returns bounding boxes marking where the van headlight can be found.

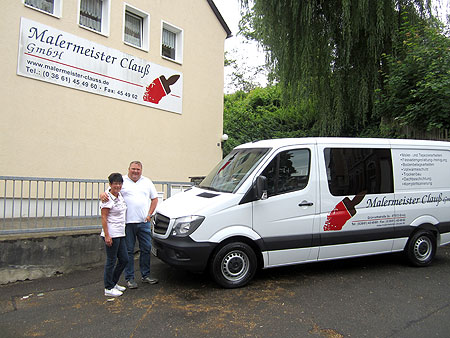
[171,215,205,237]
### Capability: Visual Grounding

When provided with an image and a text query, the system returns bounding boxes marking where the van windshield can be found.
[199,148,270,193]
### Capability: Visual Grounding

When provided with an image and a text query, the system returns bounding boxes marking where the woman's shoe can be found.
[105,288,123,297]
[114,284,126,292]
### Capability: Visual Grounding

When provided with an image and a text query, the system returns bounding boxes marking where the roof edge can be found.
[207,0,233,38]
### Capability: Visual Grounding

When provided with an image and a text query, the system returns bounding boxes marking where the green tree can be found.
[240,0,434,136]
[223,85,308,155]
[375,19,450,135]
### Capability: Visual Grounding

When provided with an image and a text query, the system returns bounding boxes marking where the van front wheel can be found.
[406,230,436,267]
[210,242,257,288]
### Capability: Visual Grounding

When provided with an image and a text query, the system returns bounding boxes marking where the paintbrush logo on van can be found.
[324,191,366,231]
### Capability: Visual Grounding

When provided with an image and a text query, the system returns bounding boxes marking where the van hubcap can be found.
[221,251,249,282]
[414,237,432,261]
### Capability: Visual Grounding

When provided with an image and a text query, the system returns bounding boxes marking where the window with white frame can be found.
[79,0,110,35]
[161,22,183,63]
[123,4,149,51]
[24,0,62,17]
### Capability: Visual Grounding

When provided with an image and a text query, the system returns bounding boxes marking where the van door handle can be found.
[298,201,313,207]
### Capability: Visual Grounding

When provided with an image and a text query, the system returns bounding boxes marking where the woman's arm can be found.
[101,208,112,247]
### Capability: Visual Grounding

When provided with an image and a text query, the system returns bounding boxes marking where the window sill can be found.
[123,41,149,53]
[24,4,61,18]
[161,55,182,65]
[79,25,110,38]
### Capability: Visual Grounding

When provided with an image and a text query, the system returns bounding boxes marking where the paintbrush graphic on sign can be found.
[143,74,180,104]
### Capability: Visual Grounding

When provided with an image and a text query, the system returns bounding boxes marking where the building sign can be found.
[17,17,183,114]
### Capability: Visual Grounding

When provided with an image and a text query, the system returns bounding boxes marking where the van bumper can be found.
[152,236,216,272]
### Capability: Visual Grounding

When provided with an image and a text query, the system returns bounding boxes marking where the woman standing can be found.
[100,173,129,297]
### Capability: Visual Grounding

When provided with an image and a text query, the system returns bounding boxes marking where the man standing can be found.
[102,161,159,288]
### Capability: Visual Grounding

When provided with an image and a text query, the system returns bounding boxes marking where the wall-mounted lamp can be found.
[218,134,229,148]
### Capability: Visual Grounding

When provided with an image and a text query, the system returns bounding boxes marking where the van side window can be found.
[262,149,310,197]
[324,148,393,196]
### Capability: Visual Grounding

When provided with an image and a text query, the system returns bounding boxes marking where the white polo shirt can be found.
[100,191,127,238]
[121,175,158,223]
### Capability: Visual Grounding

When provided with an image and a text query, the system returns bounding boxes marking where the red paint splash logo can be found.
[143,75,180,104]
[324,191,366,231]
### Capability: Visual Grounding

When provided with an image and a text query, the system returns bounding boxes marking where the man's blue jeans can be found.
[103,237,128,289]
[124,222,152,281]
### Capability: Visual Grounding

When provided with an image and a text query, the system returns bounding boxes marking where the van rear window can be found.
[324,148,394,196]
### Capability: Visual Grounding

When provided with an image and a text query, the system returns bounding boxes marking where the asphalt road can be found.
[1,245,450,338]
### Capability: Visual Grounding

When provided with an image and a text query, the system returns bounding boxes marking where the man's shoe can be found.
[142,276,159,285]
[114,284,126,292]
[126,280,138,289]
[105,288,123,297]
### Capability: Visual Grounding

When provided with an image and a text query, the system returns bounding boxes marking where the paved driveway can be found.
[1,245,450,337]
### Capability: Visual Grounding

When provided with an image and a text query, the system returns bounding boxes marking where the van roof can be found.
[235,137,450,150]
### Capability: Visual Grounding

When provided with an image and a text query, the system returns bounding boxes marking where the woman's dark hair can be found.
[108,173,123,184]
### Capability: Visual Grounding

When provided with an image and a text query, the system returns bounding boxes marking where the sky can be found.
[213,0,267,92]
[214,0,449,93]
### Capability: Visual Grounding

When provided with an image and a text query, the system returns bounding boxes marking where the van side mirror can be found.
[255,176,268,200]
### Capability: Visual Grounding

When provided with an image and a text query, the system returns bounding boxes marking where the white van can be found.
[152,138,450,288]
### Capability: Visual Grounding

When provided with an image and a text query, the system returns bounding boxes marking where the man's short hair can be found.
[129,161,142,168]
[108,173,124,184]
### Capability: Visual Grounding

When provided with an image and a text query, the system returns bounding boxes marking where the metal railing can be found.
[0,176,192,236]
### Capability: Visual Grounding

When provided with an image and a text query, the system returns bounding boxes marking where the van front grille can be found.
[154,213,170,235]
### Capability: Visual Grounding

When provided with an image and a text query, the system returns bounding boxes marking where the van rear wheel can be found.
[406,230,436,267]
[210,242,257,288]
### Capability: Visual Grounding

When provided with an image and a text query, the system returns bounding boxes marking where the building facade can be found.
[1,0,230,181]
